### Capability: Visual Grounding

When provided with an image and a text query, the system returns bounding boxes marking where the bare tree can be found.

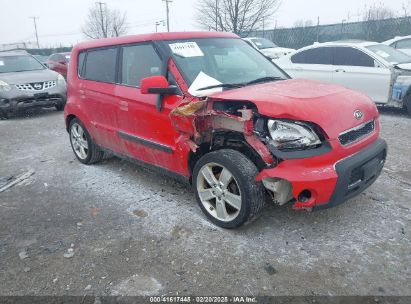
[196,0,281,35]
[362,2,397,41]
[82,4,128,39]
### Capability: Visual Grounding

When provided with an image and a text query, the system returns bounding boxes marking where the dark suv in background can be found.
[0,50,67,119]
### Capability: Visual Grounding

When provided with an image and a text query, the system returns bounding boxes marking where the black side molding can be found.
[118,131,173,154]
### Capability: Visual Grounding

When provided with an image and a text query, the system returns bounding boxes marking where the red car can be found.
[64,32,387,228]
[47,52,71,79]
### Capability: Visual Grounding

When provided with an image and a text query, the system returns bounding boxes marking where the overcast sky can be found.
[0,0,408,47]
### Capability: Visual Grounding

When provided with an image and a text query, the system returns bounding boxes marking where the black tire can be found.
[405,95,411,116]
[0,109,8,120]
[193,149,266,229]
[68,118,104,165]
[55,103,65,111]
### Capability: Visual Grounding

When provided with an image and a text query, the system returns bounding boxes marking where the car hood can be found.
[395,62,411,71]
[208,79,378,139]
[0,69,58,85]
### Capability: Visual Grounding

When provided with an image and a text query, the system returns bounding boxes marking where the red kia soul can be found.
[64,32,387,228]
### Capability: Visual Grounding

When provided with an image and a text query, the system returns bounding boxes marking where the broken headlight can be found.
[268,120,321,150]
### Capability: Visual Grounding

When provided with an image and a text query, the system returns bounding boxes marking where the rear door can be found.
[287,47,334,83]
[331,47,391,104]
[80,47,122,152]
[115,43,182,169]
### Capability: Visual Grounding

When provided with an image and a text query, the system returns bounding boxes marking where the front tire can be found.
[69,118,104,164]
[193,149,266,229]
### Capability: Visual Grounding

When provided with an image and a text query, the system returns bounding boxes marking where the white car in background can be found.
[243,37,295,59]
[383,35,411,56]
[275,40,411,115]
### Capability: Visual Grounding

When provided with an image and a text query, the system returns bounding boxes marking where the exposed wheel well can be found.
[188,131,267,182]
[65,114,77,132]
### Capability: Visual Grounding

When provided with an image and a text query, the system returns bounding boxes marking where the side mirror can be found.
[140,76,177,95]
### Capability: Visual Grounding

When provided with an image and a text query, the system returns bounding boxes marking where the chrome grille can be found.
[339,120,375,146]
[16,81,57,91]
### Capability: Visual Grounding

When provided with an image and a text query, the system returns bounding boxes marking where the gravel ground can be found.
[0,107,410,297]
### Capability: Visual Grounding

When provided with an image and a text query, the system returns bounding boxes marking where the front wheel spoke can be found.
[224,192,241,210]
[79,139,88,149]
[198,189,216,201]
[79,147,87,158]
[201,166,218,186]
[216,200,228,219]
[219,168,233,189]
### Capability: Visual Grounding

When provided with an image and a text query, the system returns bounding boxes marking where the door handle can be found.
[335,69,346,73]
[119,100,128,111]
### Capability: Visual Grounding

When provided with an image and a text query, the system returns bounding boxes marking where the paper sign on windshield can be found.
[169,42,204,58]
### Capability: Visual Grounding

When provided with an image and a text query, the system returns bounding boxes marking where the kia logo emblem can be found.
[33,83,42,90]
[354,110,363,120]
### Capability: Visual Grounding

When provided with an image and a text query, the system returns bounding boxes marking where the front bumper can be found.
[0,87,67,113]
[257,138,387,211]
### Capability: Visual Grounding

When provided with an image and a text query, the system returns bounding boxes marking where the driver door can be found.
[115,43,182,169]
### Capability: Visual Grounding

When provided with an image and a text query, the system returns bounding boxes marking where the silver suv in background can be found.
[0,50,67,119]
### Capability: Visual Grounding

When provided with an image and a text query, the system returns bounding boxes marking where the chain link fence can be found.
[246,16,411,49]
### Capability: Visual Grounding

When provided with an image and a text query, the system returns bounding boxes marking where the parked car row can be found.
[0,50,67,119]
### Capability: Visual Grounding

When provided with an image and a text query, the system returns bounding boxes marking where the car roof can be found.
[75,31,239,51]
[384,35,411,44]
[312,40,379,48]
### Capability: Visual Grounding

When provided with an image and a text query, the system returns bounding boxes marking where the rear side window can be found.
[121,44,162,87]
[78,52,86,77]
[291,47,333,65]
[396,39,411,49]
[84,48,118,83]
[334,47,374,67]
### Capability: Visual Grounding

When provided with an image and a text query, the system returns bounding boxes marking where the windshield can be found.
[251,38,278,49]
[167,38,287,89]
[0,55,46,73]
[366,44,411,64]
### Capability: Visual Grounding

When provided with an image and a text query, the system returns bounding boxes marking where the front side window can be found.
[84,48,117,83]
[291,47,333,65]
[167,38,287,87]
[0,55,45,73]
[334,47,374,67]
[366,44,411,65]
[121,44,162,87]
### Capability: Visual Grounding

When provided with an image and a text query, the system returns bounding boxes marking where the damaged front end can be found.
[169,95,311,209]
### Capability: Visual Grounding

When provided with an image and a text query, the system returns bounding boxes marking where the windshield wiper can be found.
[245,76,285,86]
[197,83,244,91]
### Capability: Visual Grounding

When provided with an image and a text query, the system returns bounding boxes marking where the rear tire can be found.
[69,118,104,165]
[55,103,65,111]
[405,95,411,116]
[193,149,266,229]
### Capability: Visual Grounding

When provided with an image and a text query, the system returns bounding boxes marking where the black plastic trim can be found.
[313,139,387,211]
[268,141,332,160]
[118,131,173,154]
[98,145,189,185]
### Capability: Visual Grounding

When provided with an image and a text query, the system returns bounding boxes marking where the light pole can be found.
[162,0,172,32]
[29,17,40,48]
